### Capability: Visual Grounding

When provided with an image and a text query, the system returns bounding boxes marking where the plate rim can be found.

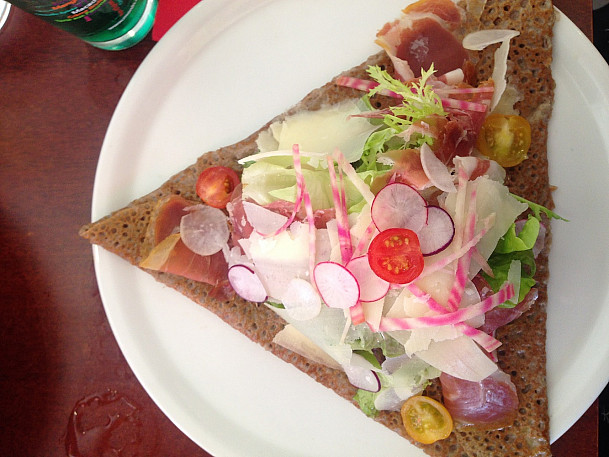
[90,1,609,454]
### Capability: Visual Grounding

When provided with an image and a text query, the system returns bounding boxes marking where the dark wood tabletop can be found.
[0,1,598,456]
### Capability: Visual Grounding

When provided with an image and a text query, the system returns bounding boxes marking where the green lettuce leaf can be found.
[511,194,569,221]
[483,249,537,307]
[353,389,379,417]
[353,65,444,174]
[366,65,446,131]
[494,216,539,253]
[345,325,405,358]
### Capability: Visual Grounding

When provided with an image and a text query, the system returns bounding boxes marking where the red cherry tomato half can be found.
[368,228,424,284]
[196,166,240,209]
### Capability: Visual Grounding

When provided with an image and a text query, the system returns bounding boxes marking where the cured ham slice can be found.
[151,194,189,244]
[141,234,228,285]
[430,80,494,163]
[227,185,254,243]
[440,369,519,429]
[403,0,462,26]
[141,195,229,286]
[371,148,430,192]
[376,0,468,80]
[479,288,538,335]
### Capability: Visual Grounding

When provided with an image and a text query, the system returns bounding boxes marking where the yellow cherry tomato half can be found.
[476,113,532,167]
[400,395,454,444]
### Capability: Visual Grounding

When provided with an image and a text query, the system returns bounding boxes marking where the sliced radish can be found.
[373,387,406,412]
[371,182,428,233]
[280,278,322,321]
[420,143,456,193]
[227,264,268,303]
[242,201,288,235]
[313,261,360,309]
[343,363,381,392]
[180,205,230,256]
[417,206,455,256]
[346,255,390,302]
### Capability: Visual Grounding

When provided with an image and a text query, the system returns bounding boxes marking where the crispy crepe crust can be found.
[80,1,556,455]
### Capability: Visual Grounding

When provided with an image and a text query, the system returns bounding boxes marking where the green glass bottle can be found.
[7,0,157,50]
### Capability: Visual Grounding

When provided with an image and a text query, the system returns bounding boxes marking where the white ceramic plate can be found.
[91,1,609,455]
[0,1,10,32]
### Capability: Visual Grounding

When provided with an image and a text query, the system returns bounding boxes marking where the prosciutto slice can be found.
[142,235,229,285]
[141,195,229,286]
[376,0,469,80]
[478,287,539,335]
[440,369,519,429]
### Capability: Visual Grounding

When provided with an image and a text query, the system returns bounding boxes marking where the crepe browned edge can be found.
[80,1,556,455]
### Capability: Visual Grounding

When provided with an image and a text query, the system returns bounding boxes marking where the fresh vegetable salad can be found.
[141,25,564,445]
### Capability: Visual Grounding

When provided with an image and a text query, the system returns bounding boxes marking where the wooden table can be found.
[0,2,598,456]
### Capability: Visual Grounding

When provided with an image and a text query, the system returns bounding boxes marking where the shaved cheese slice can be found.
[273,324,342,370]
[420,143,456,193]
[280,277,322,321]
[463,29,520,110]
[139,233,181,270]
[240,226,311,301]
[401,325,462,355]
[442,176,527,277]
[243,201,288,234]
[462,29,519,51]
[416,335,497,382]
[255,100,378,163]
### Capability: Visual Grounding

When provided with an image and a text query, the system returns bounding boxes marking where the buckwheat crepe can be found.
[81,1,556,455]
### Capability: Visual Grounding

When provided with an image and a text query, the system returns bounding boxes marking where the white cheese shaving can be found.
[254,100,378,163]
[463,29,520,111]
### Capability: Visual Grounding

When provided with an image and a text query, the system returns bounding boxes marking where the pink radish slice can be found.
[343,364,381,392]
[227,264,268,303]
[346,255,390,302]
[371,182,428,232]
[180,205,230,256]
[281,278,322,321]
[313,262,360,309]
[417,205,455,256]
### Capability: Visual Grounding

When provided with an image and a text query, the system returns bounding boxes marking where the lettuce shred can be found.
[355,65,444,173]
[353,389,379,417]
[365,65,446,131]
[511,194,569,222]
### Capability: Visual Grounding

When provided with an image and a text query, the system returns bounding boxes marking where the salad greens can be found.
[355,66,444,174]
[512,194,569,222]
[353,389,379,417]
[365,65,446,130]
[231,59,566,419]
